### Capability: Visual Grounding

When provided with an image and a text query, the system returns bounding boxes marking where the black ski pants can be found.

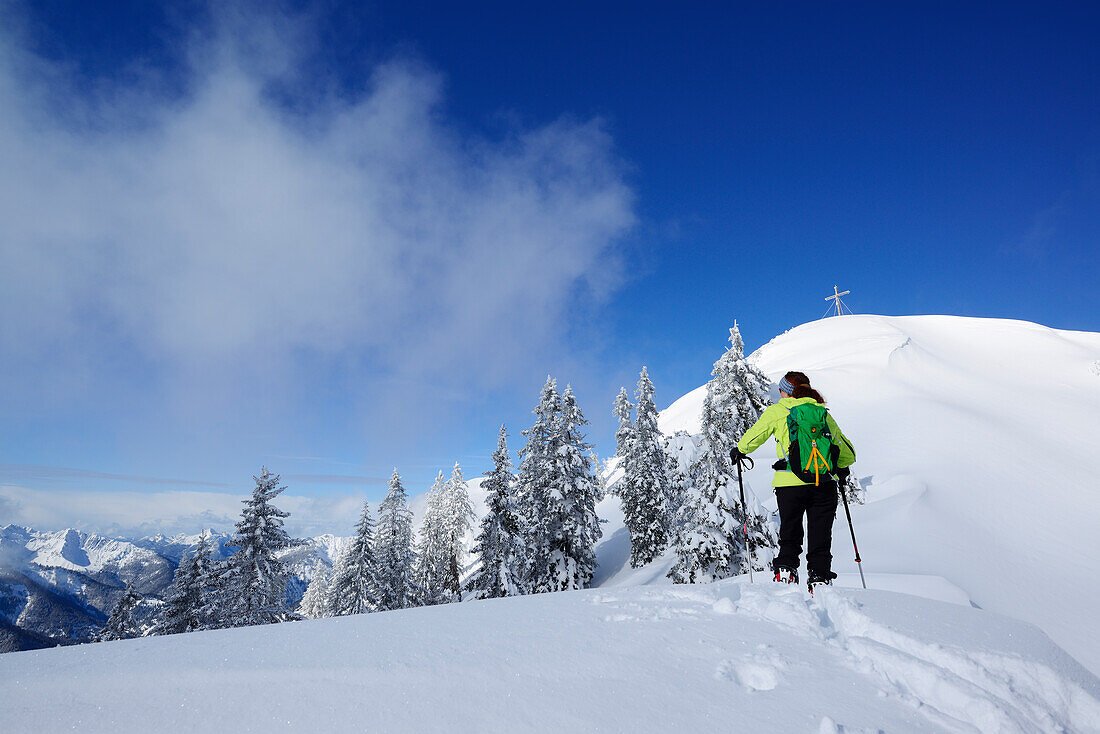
[773,482,838,578]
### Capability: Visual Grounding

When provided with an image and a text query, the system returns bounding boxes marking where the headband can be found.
[778,377,796,395]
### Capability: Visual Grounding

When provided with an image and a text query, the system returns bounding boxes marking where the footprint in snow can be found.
[817,715,883,734]
[715,649,788,692]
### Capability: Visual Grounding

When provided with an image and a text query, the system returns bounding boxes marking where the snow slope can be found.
[2,581,1097,733]
[652,314,1100,676]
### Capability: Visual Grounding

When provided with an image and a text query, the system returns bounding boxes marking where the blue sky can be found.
[1,1,1097,535]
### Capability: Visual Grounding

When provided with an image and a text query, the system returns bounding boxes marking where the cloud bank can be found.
[0,4,635,528]
[0,6,633,392]
[0,482,367,538]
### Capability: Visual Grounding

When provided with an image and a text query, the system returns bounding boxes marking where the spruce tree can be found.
[612,386,634,475]
[541,385,603,592]
[663,431,697,536]
[156,554,199,635]
[223,467,300,626]
[373,468,417,611]
[441,463,475,598]
[189,532,219,628]
[298,561,332,619]
[98,586,142,641]
[203,557,234,629]
[468,426,525,599]
[727,321,771,421]
[669,325,776,583]
[515,376,561,593]
[329,500,378,615]
[413,471,452,606]
[619,367,670,567]
[156,532,216,634]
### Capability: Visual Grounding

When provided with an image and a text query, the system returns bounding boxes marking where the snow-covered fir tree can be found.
[619,367,670,567]
[156,531,216,634]
[541,385,603,592]
[612,386,634,483]
[328,500,378,615]
[222,467,301,626]
[441,463,475,598]
[413,471,452,606]
[514,376,562,593]
[663,431,698,536]
[373,468,417,611]
[468,426,526,599]
[669,324,776,583]
[298,561,332,619]
[98,586,142,641]
[726,321,771,421]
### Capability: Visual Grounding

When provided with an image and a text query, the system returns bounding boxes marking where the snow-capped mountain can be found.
[0,525,175,649]
[0,524,348,651]
[0,477,493,652]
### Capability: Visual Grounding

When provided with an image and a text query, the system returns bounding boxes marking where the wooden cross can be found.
[825,285,850,317]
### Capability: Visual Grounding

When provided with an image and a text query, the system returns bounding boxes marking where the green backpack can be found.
[785,403,840,486]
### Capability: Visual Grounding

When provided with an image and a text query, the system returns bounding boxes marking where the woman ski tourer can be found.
[731,371,855,593]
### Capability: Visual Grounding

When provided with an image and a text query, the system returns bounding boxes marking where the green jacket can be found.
[736,397,856,487]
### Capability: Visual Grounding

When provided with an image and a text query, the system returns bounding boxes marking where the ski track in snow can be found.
[593,582,1100,733]
[730,584,1100,734]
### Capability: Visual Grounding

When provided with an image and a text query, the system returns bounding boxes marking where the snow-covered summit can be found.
[657,314,1100,675]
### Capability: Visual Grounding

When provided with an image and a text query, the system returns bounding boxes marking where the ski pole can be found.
[839,479,866,589]
[735,454,754,583]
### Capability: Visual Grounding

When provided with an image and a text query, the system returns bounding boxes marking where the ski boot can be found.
[807,570,837,596]
[773,566,798,585]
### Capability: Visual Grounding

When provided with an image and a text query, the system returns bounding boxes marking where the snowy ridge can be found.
[652,314,1100,676]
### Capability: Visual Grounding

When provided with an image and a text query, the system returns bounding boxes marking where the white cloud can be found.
[0,7,634,404]
[0,482,366,539]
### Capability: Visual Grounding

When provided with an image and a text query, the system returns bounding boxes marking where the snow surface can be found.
[2,581,1097,733]
[655,314,1100,676]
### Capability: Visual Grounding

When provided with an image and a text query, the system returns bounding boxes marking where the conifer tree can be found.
[515,376,561,593]
[468,426,525,599]
[441,463,475,598]
[223,467,300,626]
[373,468,417,611]
[188,532,219,628]
[669,325,776,583]
[156,554,199,636]
[612,386,634,475]
[329,500,378,615]
[298,561,332,619]
[98,586,142,641]
[156,532,216,634]
[413,471,452,606]
[619,367,670,567]
[663,431,697,535]
[727,321,771,421]
[541,385,603,592]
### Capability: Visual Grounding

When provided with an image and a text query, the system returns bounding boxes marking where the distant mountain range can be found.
[0,524,348,652]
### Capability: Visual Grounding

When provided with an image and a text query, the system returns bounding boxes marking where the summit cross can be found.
[825,285,851,317]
